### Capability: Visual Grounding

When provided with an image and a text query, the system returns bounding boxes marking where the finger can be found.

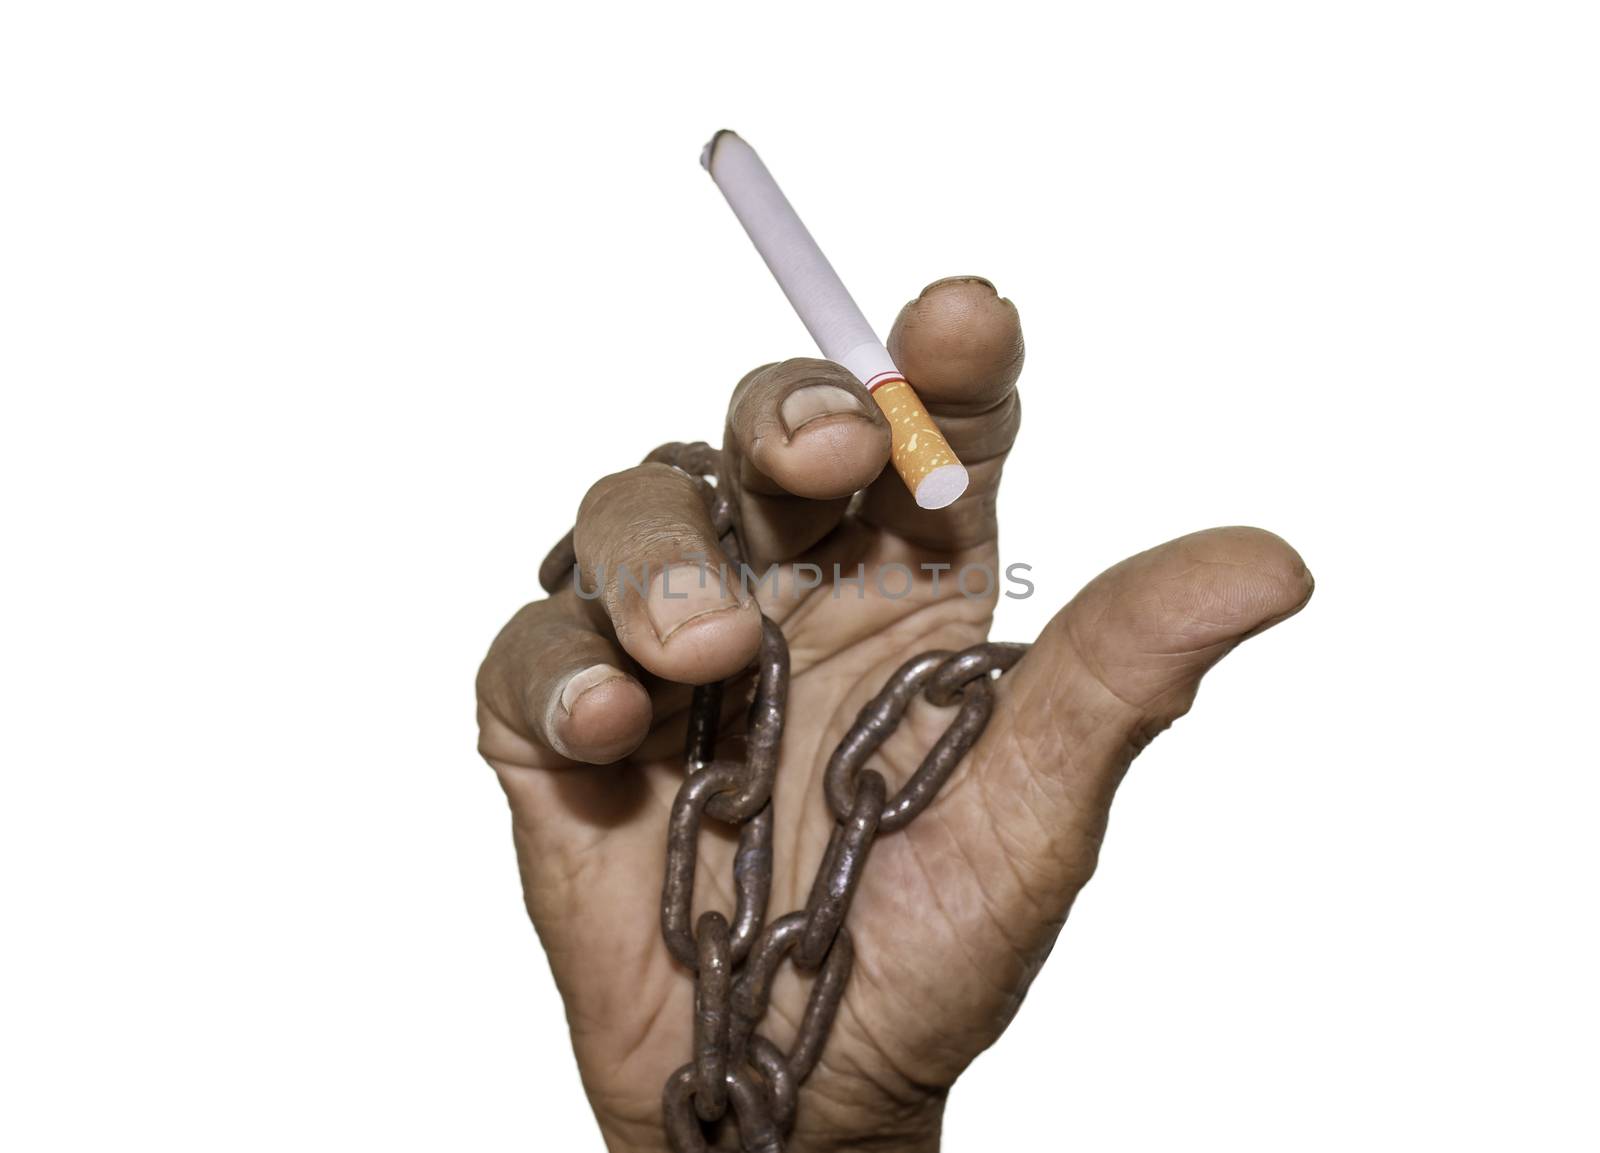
[722,357,892,565]
[476,589,654,767]
[574,462,764,684]
[860,276,1024,549]
[967,527,1315,911]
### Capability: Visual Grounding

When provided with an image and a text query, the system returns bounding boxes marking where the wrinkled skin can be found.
[477,277,1314,1152]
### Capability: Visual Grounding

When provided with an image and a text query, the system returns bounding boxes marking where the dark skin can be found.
[477,277,1314,1151]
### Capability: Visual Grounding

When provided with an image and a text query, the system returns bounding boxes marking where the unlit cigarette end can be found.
[870,378,969,509]
[700,128,732,171]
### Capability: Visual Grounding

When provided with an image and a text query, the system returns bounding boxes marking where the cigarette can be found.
[700,130,969,511]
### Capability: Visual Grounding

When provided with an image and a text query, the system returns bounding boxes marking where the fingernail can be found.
[647,564,743,642]
[921,275,997,298]
[780,385,866,436]
[559,664,628,715]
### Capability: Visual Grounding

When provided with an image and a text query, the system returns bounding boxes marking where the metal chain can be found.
[542,442,1027,1153]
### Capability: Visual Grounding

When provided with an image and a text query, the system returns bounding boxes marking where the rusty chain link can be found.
[541,442,1027,1152]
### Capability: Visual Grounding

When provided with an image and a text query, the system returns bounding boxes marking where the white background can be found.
[3,2,1596,1149]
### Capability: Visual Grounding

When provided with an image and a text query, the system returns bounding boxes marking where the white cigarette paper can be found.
[701,130,969,510]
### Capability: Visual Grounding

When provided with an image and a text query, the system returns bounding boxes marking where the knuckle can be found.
[576,464,708,556]
[579,462,691,519]
[774,355,854,383]
[759,357,862,400]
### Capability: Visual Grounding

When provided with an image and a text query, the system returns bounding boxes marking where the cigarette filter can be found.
[701,130,969,511]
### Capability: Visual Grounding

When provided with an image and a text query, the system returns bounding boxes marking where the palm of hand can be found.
[478,278,1312,1152]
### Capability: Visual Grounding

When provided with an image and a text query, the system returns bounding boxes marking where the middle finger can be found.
[722,357,892,567]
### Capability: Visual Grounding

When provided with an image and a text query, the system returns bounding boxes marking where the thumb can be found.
[973,526,1314,903]
[1052,525,1314,745]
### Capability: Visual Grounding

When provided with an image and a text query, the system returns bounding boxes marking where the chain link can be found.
[541,443,1027,1151]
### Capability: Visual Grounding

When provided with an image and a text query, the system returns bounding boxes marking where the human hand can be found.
[477,276,1314,1151]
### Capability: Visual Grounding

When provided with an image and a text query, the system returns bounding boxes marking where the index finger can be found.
[860,276,1024,549]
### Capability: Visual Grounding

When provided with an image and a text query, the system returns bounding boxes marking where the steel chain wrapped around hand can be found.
[542,443,1028,1153]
